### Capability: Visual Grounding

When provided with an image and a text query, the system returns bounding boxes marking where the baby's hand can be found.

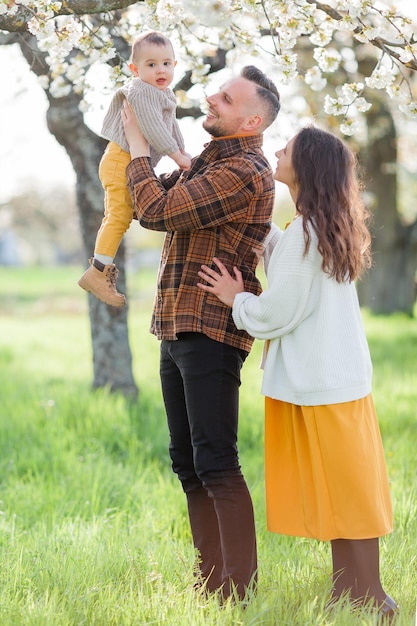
[175,152,192,170]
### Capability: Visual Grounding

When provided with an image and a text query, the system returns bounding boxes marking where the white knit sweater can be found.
[232,217,372,406]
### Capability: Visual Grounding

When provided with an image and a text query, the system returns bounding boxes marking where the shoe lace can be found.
[106,265,119,286]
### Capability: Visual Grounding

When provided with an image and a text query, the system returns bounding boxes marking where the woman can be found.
[197,126,398,619]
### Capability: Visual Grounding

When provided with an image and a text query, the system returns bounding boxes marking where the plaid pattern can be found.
[126,135,275,352]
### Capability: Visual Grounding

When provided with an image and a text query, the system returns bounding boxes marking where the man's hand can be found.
[197,257,244,307]
[121,100,150,159]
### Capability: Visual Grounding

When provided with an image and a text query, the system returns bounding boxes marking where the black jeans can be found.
[160,333,257,599]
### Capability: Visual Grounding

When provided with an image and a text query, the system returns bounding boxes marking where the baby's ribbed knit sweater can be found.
[101,78,185,167]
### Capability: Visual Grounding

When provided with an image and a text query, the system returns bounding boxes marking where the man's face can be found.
[202,76,259,137]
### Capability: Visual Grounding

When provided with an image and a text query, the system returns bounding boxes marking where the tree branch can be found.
[0,0,137,32]
[306,0,417,71]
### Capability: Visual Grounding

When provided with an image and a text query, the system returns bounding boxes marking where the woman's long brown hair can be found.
[292,126,372,282]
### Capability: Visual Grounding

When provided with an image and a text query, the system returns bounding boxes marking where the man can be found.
[122,65,280,601]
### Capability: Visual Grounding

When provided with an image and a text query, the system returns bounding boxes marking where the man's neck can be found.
[211,133,259,140]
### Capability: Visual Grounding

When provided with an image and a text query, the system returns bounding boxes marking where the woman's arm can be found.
[198,221,321,340]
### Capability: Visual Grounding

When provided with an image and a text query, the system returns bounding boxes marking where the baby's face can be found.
[133,42,176,90]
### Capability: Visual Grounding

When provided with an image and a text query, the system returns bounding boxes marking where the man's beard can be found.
[202,117,244,138]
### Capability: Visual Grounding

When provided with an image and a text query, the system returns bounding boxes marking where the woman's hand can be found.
[197,257,244,307]
[121,100,150,158]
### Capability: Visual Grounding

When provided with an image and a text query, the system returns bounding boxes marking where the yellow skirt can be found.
[264,395,393,541]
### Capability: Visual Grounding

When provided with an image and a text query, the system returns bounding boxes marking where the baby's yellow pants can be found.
[95,141,134,258]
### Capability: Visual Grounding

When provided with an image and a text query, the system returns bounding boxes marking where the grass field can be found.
[0,265,416,625]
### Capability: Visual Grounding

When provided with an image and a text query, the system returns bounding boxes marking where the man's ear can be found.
[129,63,139,77]
[243,114,263,132]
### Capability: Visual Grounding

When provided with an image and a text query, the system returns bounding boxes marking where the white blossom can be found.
[154,0,187,30]
[305,66,327,92]
[344,0,373,19]
[66,61,86,83]
[399,102,417,118]
[273,52,298,83]
[354,26,382,44]
[365,66,396,90]
[1,0,416,126]
[49,76,72,98]
[193,0,233,28]
[37,74,50,89]
[313,47,342,73]
[337,15,357,32]
[340,117,360,136]
[278,29,298,50]
[323,94,345,116]
[79,99,90,113]
[309,29,332,47]
[399,43,417,64]
[336,82,364,105]
[191,62,211,84]
[309,21,335,47]
[355,97,372,113]
[386,84,410,104]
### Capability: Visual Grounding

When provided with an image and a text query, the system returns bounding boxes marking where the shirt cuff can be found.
[126,156,154,186]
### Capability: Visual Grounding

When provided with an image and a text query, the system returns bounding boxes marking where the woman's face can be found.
[274,136,296,189]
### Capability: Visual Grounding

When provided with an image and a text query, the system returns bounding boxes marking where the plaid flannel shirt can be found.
[126,134,275,352]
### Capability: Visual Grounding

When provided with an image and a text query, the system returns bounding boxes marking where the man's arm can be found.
[122,100,150,158]
[122,100,272,233]
[126,155,263,232]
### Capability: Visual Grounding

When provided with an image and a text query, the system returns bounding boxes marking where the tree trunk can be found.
[295,40,417,316]
[357,101,417,315]
[17,34,138,395]
[7,33,228,395]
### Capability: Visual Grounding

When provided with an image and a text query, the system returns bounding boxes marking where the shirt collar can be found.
[205,134,264,158]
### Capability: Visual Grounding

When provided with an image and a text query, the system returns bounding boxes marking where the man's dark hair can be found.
[241,65,281,127]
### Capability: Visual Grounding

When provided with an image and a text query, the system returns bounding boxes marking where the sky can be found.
[0,0,416,205]
[0,45,76,202]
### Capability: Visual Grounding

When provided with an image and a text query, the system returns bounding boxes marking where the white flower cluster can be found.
[324,83,372,136]
[365,65,395,90]
[2,0,417,131]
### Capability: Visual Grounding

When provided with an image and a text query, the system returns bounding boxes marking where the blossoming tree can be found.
[1,0,416,392]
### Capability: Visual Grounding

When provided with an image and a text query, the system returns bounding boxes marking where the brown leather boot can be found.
[78,257,126,307]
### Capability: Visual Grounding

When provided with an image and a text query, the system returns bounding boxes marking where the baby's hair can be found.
[131,31,174,64]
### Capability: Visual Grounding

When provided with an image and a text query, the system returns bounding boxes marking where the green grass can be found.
[0,266,416,625]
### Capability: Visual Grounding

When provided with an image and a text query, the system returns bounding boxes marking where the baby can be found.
[78,31,191,306]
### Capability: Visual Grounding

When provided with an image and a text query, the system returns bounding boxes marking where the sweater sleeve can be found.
[232,219,321,339]
[172,118,185,151]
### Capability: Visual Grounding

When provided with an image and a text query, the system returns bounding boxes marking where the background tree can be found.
[294,35,417,314]
[0,29,138,395]
[1,0,416,392]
